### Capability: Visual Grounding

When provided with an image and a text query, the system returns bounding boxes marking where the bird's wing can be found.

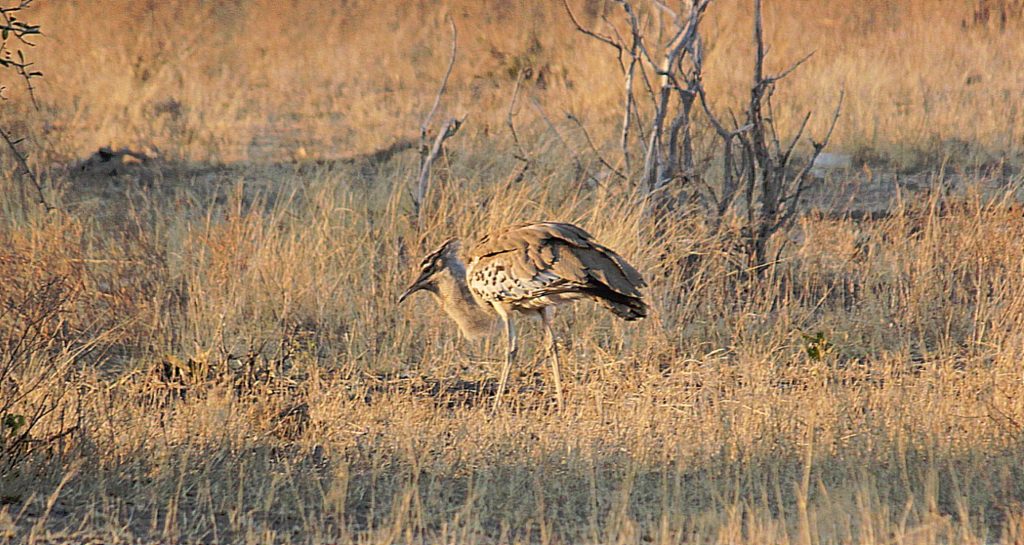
[468,222,646,305]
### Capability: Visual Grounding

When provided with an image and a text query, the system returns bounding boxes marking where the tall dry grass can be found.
[0,1,1023,544]
[2,0,1021,168]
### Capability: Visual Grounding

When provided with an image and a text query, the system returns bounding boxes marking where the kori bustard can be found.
[399,221,648,411]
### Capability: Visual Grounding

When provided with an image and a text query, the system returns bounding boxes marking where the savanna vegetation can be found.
[1,1,1023,543]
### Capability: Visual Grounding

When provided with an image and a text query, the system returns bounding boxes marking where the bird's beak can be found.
[398,273,430,304]
[397,284,419,304]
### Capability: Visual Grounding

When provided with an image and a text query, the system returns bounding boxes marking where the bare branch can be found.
[506,71,527,158]
[698,81,756,217]
[420,14,457,142]
[529,96,600,188]
[665,92,695,180]
[765,89,783,157]
[642,0,711,191]
[617,1,659,98]
[650,0,681,25]
[0,125,51,212]
[740,135,756,226]
[697,85,728,137]
[621,54,637,172]
[0,1,40,48]
[599,14,630,74]
[782,110,813,165]
[767,51,815,84]
[752,0,765,86]
[15,56,40,109]
[777,90,844,230]
[818,89,845,149]
[0,1,42,108]
[563,0,622,52]
[565,111,626,180]
[506,70,529,184]
[414,117,464,223]
[413,15,460,228]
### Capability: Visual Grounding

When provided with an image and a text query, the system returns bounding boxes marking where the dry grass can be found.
[1,1,1024,544]
[4,0,1022,168]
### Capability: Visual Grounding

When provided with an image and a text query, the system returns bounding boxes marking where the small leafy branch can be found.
[0,0,49,212]
[0,0,42,106]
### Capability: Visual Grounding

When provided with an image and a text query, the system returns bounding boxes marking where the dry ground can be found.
[1,1,1024,544]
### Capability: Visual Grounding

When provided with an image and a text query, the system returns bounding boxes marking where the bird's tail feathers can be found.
[584,286,648,321]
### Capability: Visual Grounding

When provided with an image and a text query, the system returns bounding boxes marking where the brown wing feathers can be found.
[553,240,647,320]
[471,222,648,320]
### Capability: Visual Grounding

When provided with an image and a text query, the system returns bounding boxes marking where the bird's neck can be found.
[434,260,498,340]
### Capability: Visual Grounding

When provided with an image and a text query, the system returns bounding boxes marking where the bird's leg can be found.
[541,306,565,412]
[492,305,516,413]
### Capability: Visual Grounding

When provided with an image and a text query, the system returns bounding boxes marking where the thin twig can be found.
[507,70,528,161]
[420,14,458,143]
[618,1,661,73]
[700,84,753,217]
[616,1,657,146]
[413,14,460,227]
[506,70,529,184]
[650,0,680,25]
[565,111,626,180]
[601,13,629,72]
[562,0,622,53]
[642,0,710,191]
[0,125,50,211]
[782,111,813,165]
[767,51,815,85]
[776,89,845,230]
[529,96,599,188]
[0,1,41,107]
[415,117,464,224]
[752,0,765,87]
[12,49,40,109]
[0,1,38,47]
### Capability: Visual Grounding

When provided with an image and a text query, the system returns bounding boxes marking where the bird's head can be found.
[398,238,463,304]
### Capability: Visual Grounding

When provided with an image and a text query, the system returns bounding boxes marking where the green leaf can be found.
[2,413,25,434]
[802,331,833,362]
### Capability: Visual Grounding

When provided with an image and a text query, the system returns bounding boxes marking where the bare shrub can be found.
[565,0,842,269]
[699,0,843,267]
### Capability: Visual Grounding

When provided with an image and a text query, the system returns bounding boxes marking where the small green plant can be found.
[802,331,833,362]
[1,413,24,435]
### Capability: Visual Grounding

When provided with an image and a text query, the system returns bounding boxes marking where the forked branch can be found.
[413,14,462,228]
[560,0,842,269]
[420,14,457,142]
[414,117,464,223]
[776,90,845,231]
